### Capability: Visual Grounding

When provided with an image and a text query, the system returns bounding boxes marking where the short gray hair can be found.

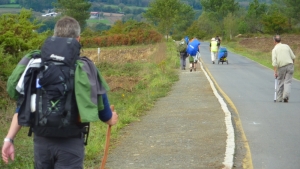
[273,35,281,43]
[53,16,81,38]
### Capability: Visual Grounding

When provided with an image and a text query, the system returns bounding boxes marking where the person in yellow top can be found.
[272,35,296,103]
[210,38,218,64]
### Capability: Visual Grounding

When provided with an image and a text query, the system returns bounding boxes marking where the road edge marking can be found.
[199,59,253,169]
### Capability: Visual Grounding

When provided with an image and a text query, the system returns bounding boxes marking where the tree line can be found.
[2,0,299,47]
[7,0,201,12]
[175,0,300,40]
[2,0,299,53]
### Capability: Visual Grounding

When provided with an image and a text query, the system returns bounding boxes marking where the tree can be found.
[173,3,195,37]
[193,12,221,38]
[53,0,91,29]
[185,21,206,39]
[223,13,239,40]
[262,12,289,34]
[200,0,239,20]
[272,0,300,29]
[245,0,268,33]
[0,9,47,55]
[284,0,300,25]
[143,0,192,40]
[199,0,239,36]
[19,0,54,12]
[37,17,56,33]
[94,23,111,31]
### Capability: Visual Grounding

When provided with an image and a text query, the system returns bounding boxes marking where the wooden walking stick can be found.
[100,105,114,169]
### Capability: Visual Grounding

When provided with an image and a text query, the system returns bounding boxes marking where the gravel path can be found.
[105,64,229,169]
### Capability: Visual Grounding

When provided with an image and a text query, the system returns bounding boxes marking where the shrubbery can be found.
[0,9,49,55]
[0,9,50,109]
[0,12,162,109]
[80,20,163,47]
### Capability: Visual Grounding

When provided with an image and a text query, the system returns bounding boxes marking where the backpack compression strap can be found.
[61,68,75,127]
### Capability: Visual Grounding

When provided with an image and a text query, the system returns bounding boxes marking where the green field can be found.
[87,18,111,25]
[0,8,21,15]
[0,4,20,8]
[103,4,148,10]
[0,1,21,14]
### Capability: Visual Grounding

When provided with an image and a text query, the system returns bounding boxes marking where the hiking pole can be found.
[100,105,114,169]
[274,78,277,102]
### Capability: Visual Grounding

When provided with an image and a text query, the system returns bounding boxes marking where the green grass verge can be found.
[0,41,180,168]
[84,41,179,168]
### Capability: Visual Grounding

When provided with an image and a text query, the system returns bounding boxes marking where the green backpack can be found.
[177,40,187,53]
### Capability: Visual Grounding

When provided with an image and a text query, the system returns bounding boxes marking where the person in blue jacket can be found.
[186,37,201,72]
[185,36,189,45]
[2,16,118,169]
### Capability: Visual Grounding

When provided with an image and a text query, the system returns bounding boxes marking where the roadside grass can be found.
[0,40,180,169]
[0,105,35,169]
[84,41,179,168]
[225,40,273,67]
[223,40,300,80]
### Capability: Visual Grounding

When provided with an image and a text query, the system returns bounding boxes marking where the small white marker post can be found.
[98,47,100,63]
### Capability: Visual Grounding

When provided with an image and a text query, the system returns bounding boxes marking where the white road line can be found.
[199,61,235,169]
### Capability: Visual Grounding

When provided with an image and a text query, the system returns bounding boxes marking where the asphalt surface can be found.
[104,61,234,169]
[200,42,300,169]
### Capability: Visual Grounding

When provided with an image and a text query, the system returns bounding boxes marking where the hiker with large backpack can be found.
[2,16,118,169]
[186,37,201,72]
[177,37,189,70]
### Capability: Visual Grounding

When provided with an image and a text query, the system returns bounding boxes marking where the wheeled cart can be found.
[218,47,228,64]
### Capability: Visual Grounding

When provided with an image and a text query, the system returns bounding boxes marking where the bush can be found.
[80,22,163,47]
[0,9,47,55]
[0,9,48,109]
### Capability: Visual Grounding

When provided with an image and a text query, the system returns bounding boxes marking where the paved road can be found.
[200,42,300,169]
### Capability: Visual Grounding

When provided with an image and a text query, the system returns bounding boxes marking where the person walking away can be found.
[186,38,201,72]
[177,38,188,70]
[185,36,189,45]
[216,36,221,49]
[2,16,118,168]
[210,38,218,64]
[272,35,296,103]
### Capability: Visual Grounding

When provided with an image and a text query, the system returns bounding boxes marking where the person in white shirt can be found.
[272,35,296,103]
